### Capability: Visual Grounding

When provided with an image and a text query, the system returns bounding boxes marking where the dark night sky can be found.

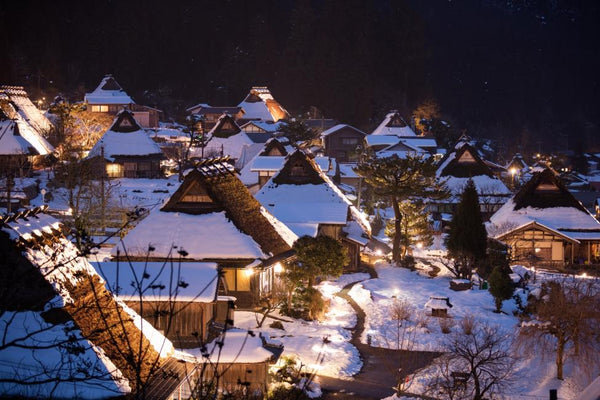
[1,0,599,157]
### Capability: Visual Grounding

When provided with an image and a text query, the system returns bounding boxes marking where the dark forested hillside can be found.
[0,0,598,155]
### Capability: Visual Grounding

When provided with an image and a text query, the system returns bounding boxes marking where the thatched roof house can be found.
[255,150,370,270]
[0,207,197,399]
[87,109,164,178]
[371,111,416,137]
[430,138,511,221]
[238,86,289,122]
[0,104,54,177]
[0,85,54,135]
[115,158,297,307]
[85,75,160,127]
[488,168,600,266]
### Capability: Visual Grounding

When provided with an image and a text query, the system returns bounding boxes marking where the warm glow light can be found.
[534,248,541,253]
[375,249,383,256]
[416,242,423,249]
[244,268,254,277]
[510,167,517,176]
[581,272,588,278]
[273,262,284,274]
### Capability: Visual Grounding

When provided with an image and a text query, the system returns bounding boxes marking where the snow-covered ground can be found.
[233,273,369,379]
[231,251,596,399]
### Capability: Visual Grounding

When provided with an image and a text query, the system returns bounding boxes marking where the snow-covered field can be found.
[231,253,597,399]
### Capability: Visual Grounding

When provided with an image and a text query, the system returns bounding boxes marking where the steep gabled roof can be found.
[321,124,366,138]
[512,168,587,212]
[371,111,416,137]
[87,110,163,161]
[489,169,600,240]
[0,101,54,155]
[120,159,296,260]
[208,113,242,138]
[0,119,37,155]
[238,87,289,122]
[506,153,528,171]
[259,137,289,157]
[85,74,134,105]
[256,150,371,238]
[0,86,54,134]
[0,208,176,398]
[437,143,494,178]
[272,150,325,185]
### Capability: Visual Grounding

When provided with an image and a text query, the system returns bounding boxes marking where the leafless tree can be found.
[518,278,600,380]
[425,322,515,400]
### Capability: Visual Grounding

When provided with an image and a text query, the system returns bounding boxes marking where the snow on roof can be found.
[489,199,600,241]
[343,220,369,246]
[0,120,36,155]
[204,131,254,160]
[443,175,512,200]
[0,86,54,134]
[251,155,332,173]
[365,134,399,147]
[240,120,284,133]
[190,329,276,363]
[0,210,177,397]
[327,161,360,179]
[371,112,416,137]
[94,261,219,303]
[236,142,264,170]
[87,112,163,161]
[238,87,288,122]
[115,210,267,260]
[84,75,134,105]
[14,118,54,155]
[0,311,131,398]
[400,137,438,149]
[256,153,370,237]
[575,374,600,400]
[285,223,319,238]
[321,124,366,137]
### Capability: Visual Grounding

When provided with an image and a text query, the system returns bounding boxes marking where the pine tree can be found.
[488,266,514,313]
[385,199,433,259]
[446,179,487,278]
[356,153,448,263]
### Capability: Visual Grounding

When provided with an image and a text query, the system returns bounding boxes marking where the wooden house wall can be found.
[324,127,363,162]
[126,300,214,346]
[210,362,270,395]
[342,237,361,271]
[501,227,600,265]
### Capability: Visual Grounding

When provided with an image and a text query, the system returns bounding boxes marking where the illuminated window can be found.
[91,105,109,112]
[106,163,123,178]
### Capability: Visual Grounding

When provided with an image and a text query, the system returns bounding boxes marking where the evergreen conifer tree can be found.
[488,265,514,313]
[446,179,487,278]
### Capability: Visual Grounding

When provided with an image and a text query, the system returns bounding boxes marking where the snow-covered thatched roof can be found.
[436,140,511,201]
[0,86,54,134]
[371,111,416,137]
[255,150,370,239]
[87,110,163,161]
[238,87,289,122]
[84,74,134,105]
[0,208,178,399]
[489,168,600,241]
[117,159,297,262]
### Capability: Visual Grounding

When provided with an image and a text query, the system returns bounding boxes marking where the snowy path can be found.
[319,266,440,399]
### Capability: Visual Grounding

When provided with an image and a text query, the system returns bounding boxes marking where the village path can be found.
[319,264,440,400]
